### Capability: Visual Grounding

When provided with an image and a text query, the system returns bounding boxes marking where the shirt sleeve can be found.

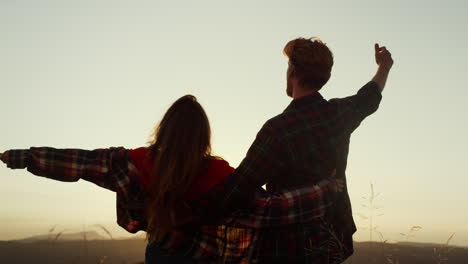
[329,81,383,133]
[226,177,341,228]
[2,147,131,193]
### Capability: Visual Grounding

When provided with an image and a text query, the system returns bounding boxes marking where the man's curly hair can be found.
[283,37,334,90]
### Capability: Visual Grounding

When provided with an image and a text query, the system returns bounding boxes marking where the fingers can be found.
[375,44,392,59]
[375,43,390,53]
[382,49,392,58]
[335,179,345,192]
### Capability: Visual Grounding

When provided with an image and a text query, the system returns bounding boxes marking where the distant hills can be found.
[0,237,146,264]
[13,231,107,243]
[7,232,467,249]
[8,230,147,243]
[1,235,467,264]
[344,241,468,264]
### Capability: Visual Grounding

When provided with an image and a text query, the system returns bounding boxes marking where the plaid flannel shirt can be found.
[2,145,340,262]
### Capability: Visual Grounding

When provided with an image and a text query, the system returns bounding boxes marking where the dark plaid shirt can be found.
[185,81,382,263]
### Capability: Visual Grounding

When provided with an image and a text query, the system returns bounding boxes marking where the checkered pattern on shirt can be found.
[2,145,342,263]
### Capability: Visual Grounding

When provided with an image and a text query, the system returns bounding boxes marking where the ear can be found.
[287,64,295,78]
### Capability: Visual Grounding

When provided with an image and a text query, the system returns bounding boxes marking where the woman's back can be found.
[129,147,234,201]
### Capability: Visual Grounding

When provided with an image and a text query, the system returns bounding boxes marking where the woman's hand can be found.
[330,168,345,192]
[0,152,7,164]
[335,179,345,192]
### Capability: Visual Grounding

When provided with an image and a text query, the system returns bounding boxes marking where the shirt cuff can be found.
[358,81,383,103]
[360,81,382,95]
[3,149,30,169]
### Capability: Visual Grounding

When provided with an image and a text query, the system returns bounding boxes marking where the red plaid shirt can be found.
[2,147,340,263]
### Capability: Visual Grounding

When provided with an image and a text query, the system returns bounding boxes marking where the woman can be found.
[1,95,231,263]
[132,95,235,263]
[0,95,341,263]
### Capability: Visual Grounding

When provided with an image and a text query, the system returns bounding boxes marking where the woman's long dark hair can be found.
[145,95,213,243]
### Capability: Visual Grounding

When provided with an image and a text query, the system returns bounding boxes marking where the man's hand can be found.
[372,43,394,92]
[375,43,394,71]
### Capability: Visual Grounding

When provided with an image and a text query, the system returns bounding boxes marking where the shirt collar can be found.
[285,92,326,111]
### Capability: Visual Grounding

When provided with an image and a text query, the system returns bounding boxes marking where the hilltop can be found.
[0,235,467,264]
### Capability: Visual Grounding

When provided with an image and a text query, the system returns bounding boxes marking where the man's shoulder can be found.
[263,101,336,130]
[262,110,295,132]
[258,109,308,141]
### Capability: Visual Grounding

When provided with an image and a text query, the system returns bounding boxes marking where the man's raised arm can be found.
[372,43,394,92]
[187,43,394,228]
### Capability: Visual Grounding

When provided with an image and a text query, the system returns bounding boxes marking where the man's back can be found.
[250,81,382,263]
[265,92,339,193]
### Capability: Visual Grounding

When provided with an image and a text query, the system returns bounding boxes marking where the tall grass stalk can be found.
[399,226,422,242]
[93,224,114,240]
[358,183,384,243]
[433,233,455,264]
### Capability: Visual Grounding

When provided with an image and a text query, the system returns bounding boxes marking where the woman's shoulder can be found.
[127,147,153,187]
[129,146,148,154]
[186,157,234,200]
[207,157,234,174]
[128,147,151,160]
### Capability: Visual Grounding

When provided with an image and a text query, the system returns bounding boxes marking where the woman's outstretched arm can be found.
[0,147,131,193]
[225,176,343,228]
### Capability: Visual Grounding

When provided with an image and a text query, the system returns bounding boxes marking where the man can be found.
[176,38,393,263]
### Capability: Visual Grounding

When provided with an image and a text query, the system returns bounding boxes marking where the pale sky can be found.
[1,0,467,246]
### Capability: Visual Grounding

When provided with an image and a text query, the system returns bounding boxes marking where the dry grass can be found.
[22,185,462,263]
[93,224,114,240]
[357,183,384,243]
[353,184,460,264]
[433,233,456,264]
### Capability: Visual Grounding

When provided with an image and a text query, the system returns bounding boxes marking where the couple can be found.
[0,37,393,264]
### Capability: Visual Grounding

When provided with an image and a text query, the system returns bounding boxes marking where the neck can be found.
[292,86,318,99]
